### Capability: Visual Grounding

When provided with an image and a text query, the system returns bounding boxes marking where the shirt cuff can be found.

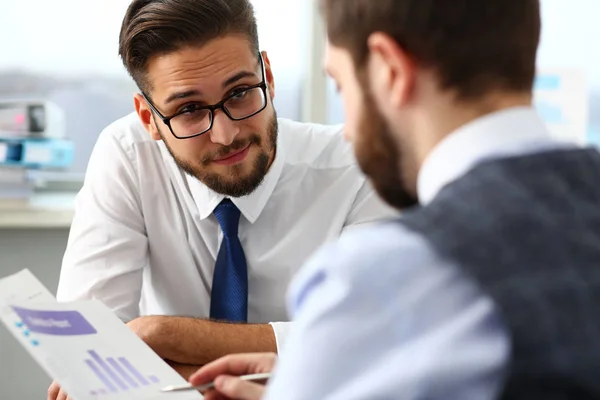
[269,321,293,354]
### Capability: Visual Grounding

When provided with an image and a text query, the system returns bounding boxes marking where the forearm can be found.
[165,360,203,380]
[153,318,277,365]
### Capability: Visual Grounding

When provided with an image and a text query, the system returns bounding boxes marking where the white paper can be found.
[0,269,55,306]
[0,269,202,400]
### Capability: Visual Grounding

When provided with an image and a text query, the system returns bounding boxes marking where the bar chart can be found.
[84,350,160,397]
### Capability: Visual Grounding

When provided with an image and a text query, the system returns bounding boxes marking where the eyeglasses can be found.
[142,53,268,140]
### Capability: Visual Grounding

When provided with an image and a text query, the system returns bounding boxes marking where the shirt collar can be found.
[187,129,286,223]
[417,106,571,205]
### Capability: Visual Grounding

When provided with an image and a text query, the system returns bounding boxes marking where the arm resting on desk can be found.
[127,316,278,366]
[165,360,203,381]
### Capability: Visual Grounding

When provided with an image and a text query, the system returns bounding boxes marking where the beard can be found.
[354,89,419,210]
[160,112,278,197]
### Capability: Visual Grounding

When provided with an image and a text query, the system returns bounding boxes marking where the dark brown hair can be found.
[119,0,259,93]
[320,0,541,100]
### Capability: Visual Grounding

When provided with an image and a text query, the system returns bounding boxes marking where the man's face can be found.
[136,36,278,197]
[325,44,418,210]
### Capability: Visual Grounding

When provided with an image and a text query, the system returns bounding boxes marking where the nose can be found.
[209,109,240,146]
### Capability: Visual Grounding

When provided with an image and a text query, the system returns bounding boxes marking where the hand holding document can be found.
[0,269,203,400]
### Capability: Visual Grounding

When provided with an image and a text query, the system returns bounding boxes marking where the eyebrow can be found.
[164,90,201,105]
[163,70,258,106]
[222,71,257,89]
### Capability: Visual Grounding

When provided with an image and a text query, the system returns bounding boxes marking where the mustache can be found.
[202,134,262,165]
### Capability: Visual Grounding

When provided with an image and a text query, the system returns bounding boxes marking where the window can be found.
[253,0,310,121]
[536,0,600,144]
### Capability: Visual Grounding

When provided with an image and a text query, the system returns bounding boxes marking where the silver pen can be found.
[161,372,272,392]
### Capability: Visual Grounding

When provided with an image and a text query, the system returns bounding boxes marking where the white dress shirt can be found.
[56,113,397,350]
[264,107,573,399]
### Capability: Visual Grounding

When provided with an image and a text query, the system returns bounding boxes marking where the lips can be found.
[211,144,252,166]
[214,144,250,161]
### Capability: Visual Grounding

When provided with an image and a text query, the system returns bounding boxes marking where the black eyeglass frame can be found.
[142,52,268,140]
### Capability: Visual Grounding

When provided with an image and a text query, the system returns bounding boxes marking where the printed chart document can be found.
[0,269,202,400]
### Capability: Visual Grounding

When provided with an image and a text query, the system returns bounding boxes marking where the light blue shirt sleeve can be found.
[263,223,510,400]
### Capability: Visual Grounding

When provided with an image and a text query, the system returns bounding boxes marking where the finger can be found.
[57,388,69,400]
[189,353,276,386]
[203,390,230,400]
[214,375,266,400]
[47,381,61,400]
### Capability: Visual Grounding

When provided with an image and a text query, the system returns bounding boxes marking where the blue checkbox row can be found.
[14,321,39,346]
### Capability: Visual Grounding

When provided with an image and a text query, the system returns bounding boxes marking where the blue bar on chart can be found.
[85,350,160,395]
[118,356,151,386]
[85,359,117,393]
[88,350,128,391]
[107,357,139,388]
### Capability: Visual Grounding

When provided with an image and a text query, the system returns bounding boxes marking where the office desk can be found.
[0,192,76,229]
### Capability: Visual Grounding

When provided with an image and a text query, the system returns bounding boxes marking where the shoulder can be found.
[94,112,157,156]
[278,118,357,170]
[86,112,163,184]
[288,222,443,310]
[326,222,440,278]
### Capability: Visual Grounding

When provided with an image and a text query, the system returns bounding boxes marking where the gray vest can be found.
[399,148,600,399]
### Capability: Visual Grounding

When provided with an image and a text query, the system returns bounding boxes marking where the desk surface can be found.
[0,193,76,229]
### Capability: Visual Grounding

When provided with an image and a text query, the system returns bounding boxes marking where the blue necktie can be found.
[210,199,248,322]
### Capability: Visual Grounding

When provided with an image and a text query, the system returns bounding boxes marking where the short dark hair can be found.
[320,0,541,100]
[119,0,259,93]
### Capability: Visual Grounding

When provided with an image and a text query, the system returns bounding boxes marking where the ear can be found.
[134,93,161,141]
[366,32,416,108]
[261,50,276,100]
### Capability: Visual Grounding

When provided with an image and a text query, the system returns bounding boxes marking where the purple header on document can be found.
[12,307,97,336]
